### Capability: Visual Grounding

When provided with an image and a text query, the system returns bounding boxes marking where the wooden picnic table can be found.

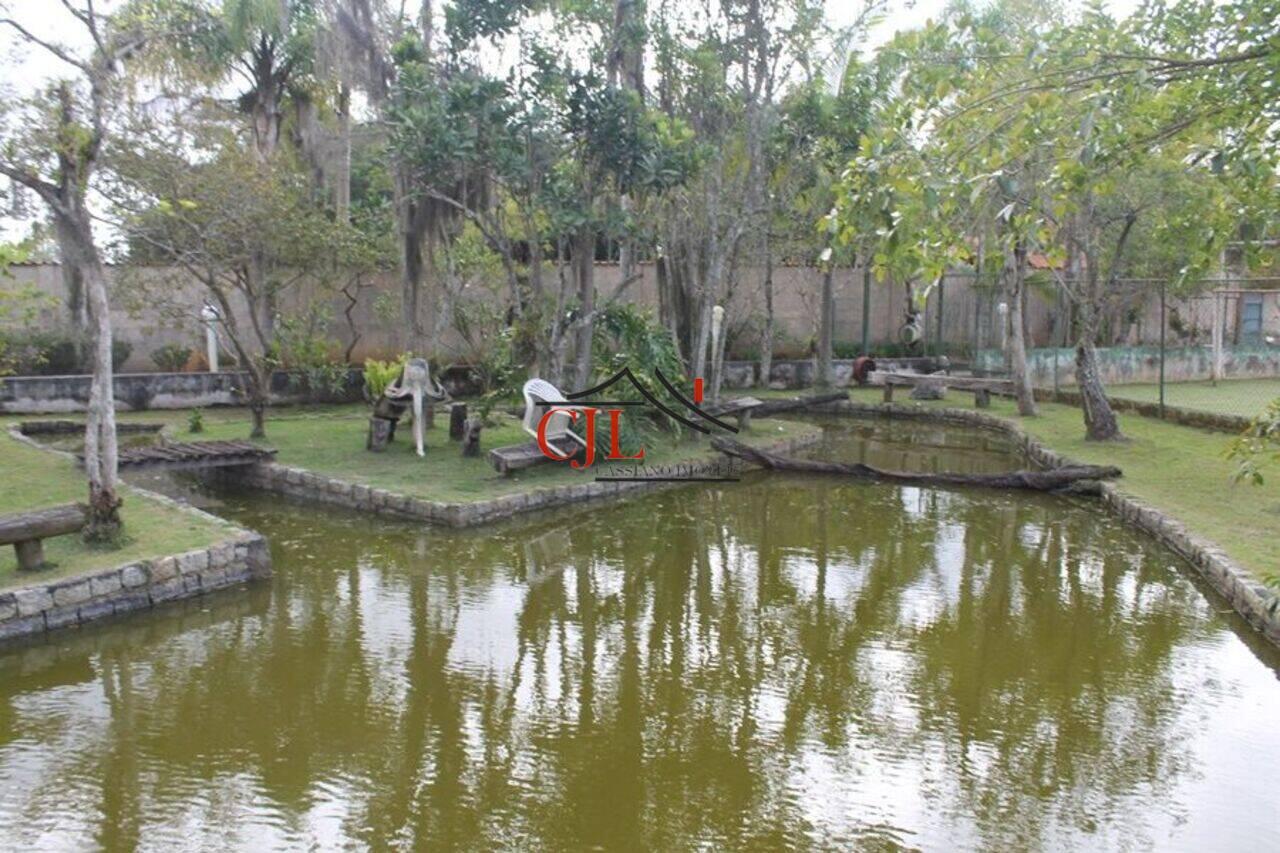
[870,371,1013,408]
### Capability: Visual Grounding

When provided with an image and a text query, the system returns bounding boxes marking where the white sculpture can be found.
[200,303,220,372]
[385,358,447,456]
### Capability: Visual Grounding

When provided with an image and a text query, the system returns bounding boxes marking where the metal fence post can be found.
[1159,279,1166,417]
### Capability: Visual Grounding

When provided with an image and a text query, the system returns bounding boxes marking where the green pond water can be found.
[1,418,1277,851]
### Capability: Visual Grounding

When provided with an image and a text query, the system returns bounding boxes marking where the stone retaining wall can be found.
[812,399,1280,647]
[214,431,822,528]
[0,369,365,414]
[0,532,270,643]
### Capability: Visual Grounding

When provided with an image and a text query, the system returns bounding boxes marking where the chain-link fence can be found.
[831,272,1280,423]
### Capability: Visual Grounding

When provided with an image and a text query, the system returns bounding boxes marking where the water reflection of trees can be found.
[0,479,1243,849]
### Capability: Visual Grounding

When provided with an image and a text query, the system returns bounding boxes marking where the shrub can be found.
[583,304,687,450]
[151,344,193,372]
[187,408,204,433]
[42,338,82,374]
[0,333,132,375]
[271,311,348,402]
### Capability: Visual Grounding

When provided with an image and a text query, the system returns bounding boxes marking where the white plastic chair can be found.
[521,378,588,449]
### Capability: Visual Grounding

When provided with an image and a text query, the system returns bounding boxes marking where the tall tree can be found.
[0,2,154,538]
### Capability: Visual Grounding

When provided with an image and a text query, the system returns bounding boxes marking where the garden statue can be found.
[201,302,220,372]
[368,358,449,455]
[385,358,446,457]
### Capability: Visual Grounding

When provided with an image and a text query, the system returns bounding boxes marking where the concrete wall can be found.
[2,262,1052,369]
[9,262,1276,374]
[975,345,1280,387]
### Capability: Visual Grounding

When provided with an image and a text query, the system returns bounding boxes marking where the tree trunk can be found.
[249,394,268,440]
[1007,242,1037,416]
[251,77,282,164]
[402,215,424,352]
[53,214,89,364]
[78,230,121,541]
[571,228,596,389]
[760,239,774,390]
[245,360,270,439]
[1075,300,1121,440]
[334,84,352,225]
[816,265,834,388]
[691,297,712,383]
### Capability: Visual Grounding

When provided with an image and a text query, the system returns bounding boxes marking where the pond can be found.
[0,419,1277,850]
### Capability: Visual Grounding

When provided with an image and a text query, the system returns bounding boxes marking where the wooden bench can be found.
[871,371,1013,408]
[0,504,87,571]
[489,434,585,475]
[702,396,764,431]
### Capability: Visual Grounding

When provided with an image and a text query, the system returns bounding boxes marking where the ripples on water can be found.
[0,418,1277,851]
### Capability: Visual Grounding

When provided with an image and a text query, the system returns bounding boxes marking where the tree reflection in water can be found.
[0,420,1277,851]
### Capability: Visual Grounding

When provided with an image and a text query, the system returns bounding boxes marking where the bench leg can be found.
[14,539,45,571]
[883,384,894,403]
[737,410,752,432]
[974,389,991,408]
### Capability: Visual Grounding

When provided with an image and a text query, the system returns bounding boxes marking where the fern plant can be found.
[362,357,405,403]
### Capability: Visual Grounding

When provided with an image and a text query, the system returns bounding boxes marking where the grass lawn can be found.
[1109,377,1280,420]
[184,407,821,504]
[0,431,236,590]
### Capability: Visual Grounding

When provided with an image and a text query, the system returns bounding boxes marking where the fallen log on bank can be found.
[710,437,1121,495]
[751,392,849,417]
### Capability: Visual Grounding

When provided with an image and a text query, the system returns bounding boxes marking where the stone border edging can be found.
[812,399,1280,647]
[0,533,270,643]
[214,430,823,529]
[1,427,273,643]
[1039,388,1252,433]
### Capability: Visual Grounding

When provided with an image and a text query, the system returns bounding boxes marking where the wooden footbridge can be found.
[80,440,276,472]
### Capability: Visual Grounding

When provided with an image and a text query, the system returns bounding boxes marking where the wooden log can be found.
[0,504,88,545]
[873,371,1012,394]
[752,392,848,417]
[449,403,468,441]
[462,416,483,457]
[0,504,87,571]
[709,437,1121,494]
[909,379,947,401]
[367,416,395,451]
[14,539,45,572]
